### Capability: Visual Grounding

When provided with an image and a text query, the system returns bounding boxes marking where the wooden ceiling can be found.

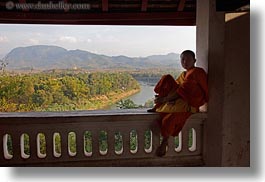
[0,0,249,25]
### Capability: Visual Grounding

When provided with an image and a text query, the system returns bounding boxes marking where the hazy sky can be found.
[0,24,196,58]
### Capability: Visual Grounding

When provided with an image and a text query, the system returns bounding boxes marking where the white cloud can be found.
[59,36,78,43]
[94,34,118,42]
[29,38,40,44]
[87,38,92,43]
[34,33,42,36]
[0,36,9,43]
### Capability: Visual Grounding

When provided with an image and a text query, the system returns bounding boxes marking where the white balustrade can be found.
[0,109,207,166]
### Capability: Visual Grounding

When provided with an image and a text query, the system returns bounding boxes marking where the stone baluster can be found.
[190,124,203,155]
[60,131,69,159]
[105,129,115,158]
[136,129,145,156]
[1,133,10,160]
[28,131,38,161]
[175,132,182,153]
[91,130,100,158]
[181,127,190,154]
[75,130,85,159]
[151,131,160,156]
[120,128,131,157]
[44,131,54,160]
[11,132,22,162]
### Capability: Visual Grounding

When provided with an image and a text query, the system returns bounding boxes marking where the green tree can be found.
[0,71,140,112]
[116,99,142,109]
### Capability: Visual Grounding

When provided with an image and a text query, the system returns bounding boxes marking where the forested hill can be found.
[4,45,182,70]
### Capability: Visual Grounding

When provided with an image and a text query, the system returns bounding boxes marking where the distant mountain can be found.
[5,45,182,70]
[0,53,5,60]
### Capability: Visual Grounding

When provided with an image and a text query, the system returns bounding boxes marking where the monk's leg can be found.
[156,137,169,157]
[156,112,192,157]
[148,75,179,112]
[154,74,179,97]
[156,114,173,157]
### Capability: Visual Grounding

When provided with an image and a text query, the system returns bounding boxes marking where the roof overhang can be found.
[0,11,196,26]
[0,0,249,26]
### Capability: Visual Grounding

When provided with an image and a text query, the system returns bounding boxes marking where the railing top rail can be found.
[0,109,206,125]
[0,109,207,118]
[0,109,154,118]
[0,109,160,125]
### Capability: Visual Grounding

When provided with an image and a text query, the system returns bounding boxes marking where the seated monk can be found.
[147,50,208,157]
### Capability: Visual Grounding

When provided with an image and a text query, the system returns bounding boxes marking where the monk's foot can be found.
[147,107,156,112]
[156,140,168,157]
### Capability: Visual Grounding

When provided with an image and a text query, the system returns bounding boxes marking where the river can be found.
[126,82,156,105]
[109,82,156,109]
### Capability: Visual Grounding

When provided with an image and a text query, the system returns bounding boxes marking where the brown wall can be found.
[222,12,250,166]
[196,0,250,166]
[197,0,226,166]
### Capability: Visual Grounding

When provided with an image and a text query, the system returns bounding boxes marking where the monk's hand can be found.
[154,96,168,104]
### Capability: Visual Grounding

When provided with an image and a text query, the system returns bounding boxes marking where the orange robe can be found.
[154,67,208,137]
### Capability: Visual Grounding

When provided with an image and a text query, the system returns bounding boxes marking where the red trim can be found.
[102,0,108,12]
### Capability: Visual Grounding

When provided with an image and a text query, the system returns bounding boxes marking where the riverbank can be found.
[87,88,141,110]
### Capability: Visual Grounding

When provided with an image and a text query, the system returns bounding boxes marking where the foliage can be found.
[116,98,155,110]
[0,72,140,112]
[116,99,143,109]
[144,99,155,108]
[130,69,182,85]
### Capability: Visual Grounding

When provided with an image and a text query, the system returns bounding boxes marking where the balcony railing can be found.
[0,109,207,166]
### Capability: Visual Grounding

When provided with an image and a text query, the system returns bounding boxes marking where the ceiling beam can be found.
[0,11,196,26]
[177,0,186,11]
[141,0,148,12]
[102,0,108,12]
